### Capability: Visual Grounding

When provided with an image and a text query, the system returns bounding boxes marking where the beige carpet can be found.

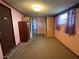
[8,37,79,59]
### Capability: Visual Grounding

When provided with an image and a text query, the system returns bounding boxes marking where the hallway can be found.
[8,36,79,59]
[0,1,79,59]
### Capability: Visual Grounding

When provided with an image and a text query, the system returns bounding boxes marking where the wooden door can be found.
[0,4,15,56]
[47,17,55,37]
[18,21,30,42]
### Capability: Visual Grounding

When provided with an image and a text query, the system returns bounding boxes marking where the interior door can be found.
[0,4,15,56]
[18,21,30,42]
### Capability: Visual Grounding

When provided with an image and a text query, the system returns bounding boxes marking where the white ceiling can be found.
[3,0,79,16]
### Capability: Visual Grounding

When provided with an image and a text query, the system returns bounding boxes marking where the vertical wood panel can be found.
[47,17,55,37]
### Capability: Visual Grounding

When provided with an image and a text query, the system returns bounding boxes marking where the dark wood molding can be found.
[55,3,79,17]
[54,37,79,58]
[2,0,24,15]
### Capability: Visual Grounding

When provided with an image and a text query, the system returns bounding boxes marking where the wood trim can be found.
[44,17,47,37]
[9,6,16,46]
[2,0,24,15]
[45,17,47,37]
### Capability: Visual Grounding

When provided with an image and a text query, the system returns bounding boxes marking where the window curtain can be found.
[56,16,60,31]
[65,8,76,35]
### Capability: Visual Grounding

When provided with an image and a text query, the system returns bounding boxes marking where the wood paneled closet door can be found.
[18,21,30,42]
[0,4,16,56]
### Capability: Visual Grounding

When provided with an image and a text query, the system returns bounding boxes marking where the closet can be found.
[46,17,55,37]
[18,21,30,42]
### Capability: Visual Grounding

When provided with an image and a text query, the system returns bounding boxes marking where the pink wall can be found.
[0,44,3,59]
[0,0,24,59]
[55,8,79,56]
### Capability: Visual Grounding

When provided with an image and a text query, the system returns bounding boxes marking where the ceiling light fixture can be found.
[32,5,42,12]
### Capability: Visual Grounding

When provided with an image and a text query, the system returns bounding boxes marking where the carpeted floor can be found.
[8,36,79,59]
